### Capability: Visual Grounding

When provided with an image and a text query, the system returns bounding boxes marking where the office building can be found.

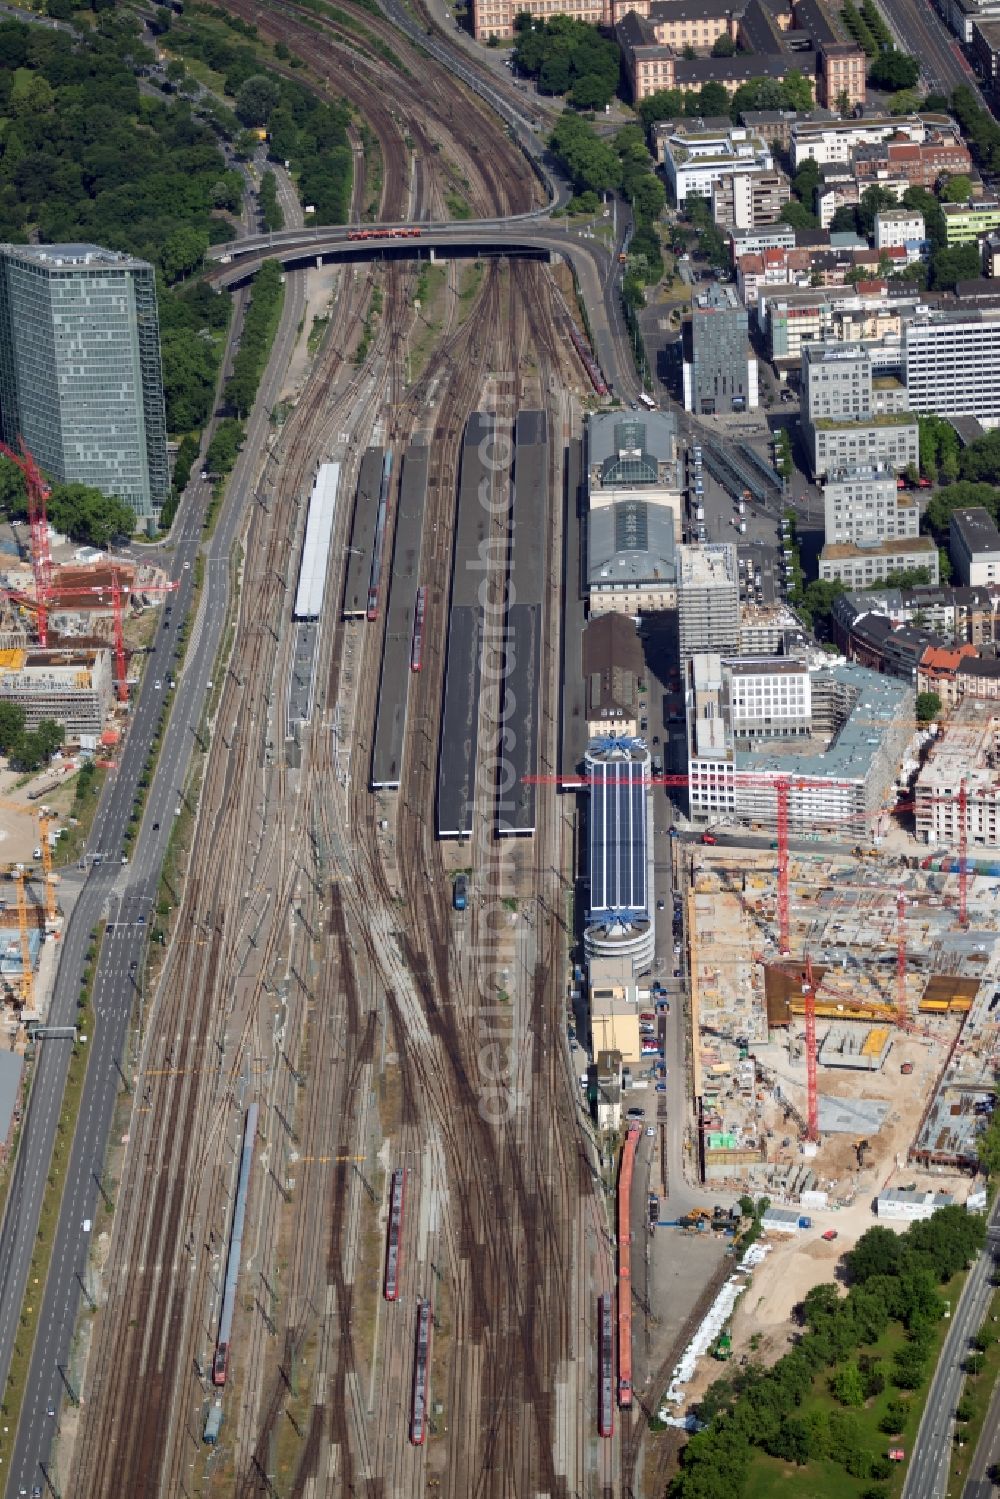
[823,467,917,546]
[904,308,1000,422]
[657,123,776,207]
[950,506,1000,585]
[725,656,813,741]
[854,132,972,190]
[810,414,919,481]
[0,244,168,525]
[802,341,908,423]
[819,536,939,587]
[677,543,740,659]
[686,653,913,832]
[942,200,1000,245]
[0,647,113,736]
[584,739,655,975]
[684,284,758,414]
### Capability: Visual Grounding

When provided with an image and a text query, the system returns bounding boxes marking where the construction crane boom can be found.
[803,955,818,1142]
[14,866,32,1009]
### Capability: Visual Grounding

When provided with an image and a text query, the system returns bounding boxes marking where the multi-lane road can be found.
[1,276,308,1499]
[902,1195,1000,1499]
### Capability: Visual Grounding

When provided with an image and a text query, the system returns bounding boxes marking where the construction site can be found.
[683,833,994,1202]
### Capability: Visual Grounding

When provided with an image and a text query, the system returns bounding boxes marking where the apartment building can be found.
[874,209,926,250]
[736,246,812,306]
[712,169,791,230]
[789,112,952,169]
[802,341,908,423]
[854,133,972,190]
[758,284,922,361]
[915,698,1000,846]
[729,223,797,260]
[819,535,940,586]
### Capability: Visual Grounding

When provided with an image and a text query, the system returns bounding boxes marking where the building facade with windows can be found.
[903,309,1000,421]
[823,467,917,546]
[685,654,913,832]
[0,243,168,525]
[818,536,940,587]
[684,283,758,414]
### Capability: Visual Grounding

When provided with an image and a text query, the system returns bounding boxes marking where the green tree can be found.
[711,32,736,55]
[879,1397,910,1434]
[961,428,1000,483]
[0,702,26,754]
[830,1362,866,1407]
[161,225,209,284]
[925,481,1000,537]
[931,241,981,290]
[780,200,817,229]
[868,49,920,90]
[783,68,814,111]
[47,483,135,545]
[916,691,942,723]
[799,579,845,633]
[941,172,973,202]
[235,74,280,126]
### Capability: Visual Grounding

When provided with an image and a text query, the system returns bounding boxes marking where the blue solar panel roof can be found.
[587,747,648,916]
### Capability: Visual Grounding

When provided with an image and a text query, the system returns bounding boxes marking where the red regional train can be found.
[346,227,423,241]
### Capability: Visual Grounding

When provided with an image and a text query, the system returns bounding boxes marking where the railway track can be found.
[62,0,612,1489]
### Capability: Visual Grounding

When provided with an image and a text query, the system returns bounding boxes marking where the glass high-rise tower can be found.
[0,243,169,525]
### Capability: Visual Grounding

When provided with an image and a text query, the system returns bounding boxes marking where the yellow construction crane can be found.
[14,866,32,1009]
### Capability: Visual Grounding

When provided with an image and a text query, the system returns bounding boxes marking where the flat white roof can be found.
[293,463,341,620]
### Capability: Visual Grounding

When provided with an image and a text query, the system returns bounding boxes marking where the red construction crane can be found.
[958,779,969,929]
[0,438,52,646]
[802,954,819,1142]
[46,572,178,702]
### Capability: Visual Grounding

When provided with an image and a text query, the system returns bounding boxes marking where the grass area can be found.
[445,189,472,220]
[0,942,98,1462]
[307,312,330,356]
[742,1270,968,1499]
[409,262,448,382]
[354,285,383,365]
[456,261,484,325]
[945,1285,1000,1491]
[361,122,383,220]
[50,762,108,869]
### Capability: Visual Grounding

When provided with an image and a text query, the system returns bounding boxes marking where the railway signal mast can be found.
[1,438,53,646]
